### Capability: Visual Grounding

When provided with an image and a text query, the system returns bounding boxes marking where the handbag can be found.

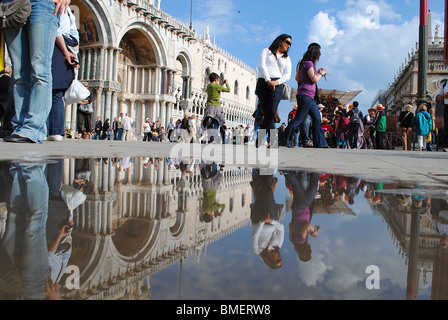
[0,0,31,30]
[63,80,91,105]
[275,58,290,100]
[282,83,291,100]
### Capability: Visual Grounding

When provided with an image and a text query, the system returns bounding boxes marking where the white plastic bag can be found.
[63,80,90,105]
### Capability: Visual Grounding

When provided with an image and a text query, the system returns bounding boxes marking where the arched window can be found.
[234,80,239,96]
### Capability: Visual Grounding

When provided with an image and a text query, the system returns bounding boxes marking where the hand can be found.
[318,68,326,76]
[43,279,63,300]
[267,80,278,90]
[53,0,71,16]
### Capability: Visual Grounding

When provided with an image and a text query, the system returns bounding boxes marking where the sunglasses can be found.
[285,40,291,46]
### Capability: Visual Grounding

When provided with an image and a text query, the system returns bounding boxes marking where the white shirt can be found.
[258,48,292,85]
[121,116,133,130]
[143,122,151,133]
[57,11,79,42]
[251,220,284,255]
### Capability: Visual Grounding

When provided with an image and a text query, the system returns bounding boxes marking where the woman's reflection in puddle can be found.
[283,171,320,262]
[250,168,284,269]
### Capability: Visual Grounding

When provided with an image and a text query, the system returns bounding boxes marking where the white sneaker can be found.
[47,135,63,142]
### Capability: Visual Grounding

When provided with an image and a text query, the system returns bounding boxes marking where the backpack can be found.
[340,116,349,131]
[350,109,360,124]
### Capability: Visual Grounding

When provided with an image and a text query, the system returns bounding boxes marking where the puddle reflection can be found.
[0,157,447,300]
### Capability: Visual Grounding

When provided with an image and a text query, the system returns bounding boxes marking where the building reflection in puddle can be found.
[0,157,447,300]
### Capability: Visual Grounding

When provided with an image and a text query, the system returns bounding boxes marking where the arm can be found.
[220,80,231,93]
[277,57,292,85]
[307,66,326,83]
[258,48,271,82]
[55,36,78,68]
[53,0,71,16]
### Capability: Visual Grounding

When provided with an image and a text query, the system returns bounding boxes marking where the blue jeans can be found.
[299,114,311,145]
[281,95,328,148]
[4,0,59,143]
[3,163,50,299]
[46,89,65,136]
[117,128,123,140]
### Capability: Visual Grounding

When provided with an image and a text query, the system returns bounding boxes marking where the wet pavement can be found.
[0,141,448,300]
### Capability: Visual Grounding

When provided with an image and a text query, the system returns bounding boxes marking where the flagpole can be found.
[190,0,193,30]
[417,0,428,106]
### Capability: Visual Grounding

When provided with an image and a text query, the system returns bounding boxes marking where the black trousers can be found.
[255,78,283,143]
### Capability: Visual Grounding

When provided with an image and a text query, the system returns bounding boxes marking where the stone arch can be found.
[111,218,162,261]
[117,22,166,67]
[175,51,192,100]
[71,0,115,46]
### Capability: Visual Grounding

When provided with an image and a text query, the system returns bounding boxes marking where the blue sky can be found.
[161,0,446,116]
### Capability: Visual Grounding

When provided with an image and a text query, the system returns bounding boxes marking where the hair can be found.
[268,34,292,58]
[404,104,413,112]
[299,45,321,71]
[418,104,427,112]
[308,42,321,50]
[209,72,220,83]
[353,101,359,108]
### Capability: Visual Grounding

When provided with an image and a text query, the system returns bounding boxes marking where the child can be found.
[203,72,230,143]
[414,104,432,151]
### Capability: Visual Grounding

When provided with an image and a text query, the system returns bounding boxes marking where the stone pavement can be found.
[0,139,447,187]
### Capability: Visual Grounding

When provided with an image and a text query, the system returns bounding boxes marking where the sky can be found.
[160,0,446,117]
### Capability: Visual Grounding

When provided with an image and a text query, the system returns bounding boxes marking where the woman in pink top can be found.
[280,45,329,148]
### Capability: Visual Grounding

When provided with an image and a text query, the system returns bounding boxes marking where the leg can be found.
[46,89,65,136]
[4,0,59,143]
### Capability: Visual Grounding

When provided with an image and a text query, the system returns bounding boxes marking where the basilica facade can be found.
[66,0,258,137]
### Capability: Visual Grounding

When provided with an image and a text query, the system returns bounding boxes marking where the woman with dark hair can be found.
[280,45,329,148]
[256,34,292,147]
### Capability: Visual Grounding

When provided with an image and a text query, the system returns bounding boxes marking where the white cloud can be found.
[299,252,333,287]
[308,11,344,46]
[307,1,420,109]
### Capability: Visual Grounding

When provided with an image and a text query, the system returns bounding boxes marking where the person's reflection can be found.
[73,159,91,192]
[284,171,320,262]
[46,160,85,287]
[200,162,225,223]
[250,168,284,269]
[1,163,50,299]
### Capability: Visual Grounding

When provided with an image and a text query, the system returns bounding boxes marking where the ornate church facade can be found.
[66,0,258,137]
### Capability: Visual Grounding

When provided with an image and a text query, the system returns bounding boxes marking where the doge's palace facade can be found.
[66,0,258,136]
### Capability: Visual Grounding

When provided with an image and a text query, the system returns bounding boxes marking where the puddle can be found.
[0,157,447,300]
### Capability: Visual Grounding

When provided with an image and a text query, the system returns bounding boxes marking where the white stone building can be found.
[67,0,258,137]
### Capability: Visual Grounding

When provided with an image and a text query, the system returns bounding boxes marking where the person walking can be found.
[121,113,133,141]
[116,113,124,140]
[167,118,175,142]
[414,104,432,152]
[346,101,363,149]
[279,44,328,148]
[426,108,438,151]
[94,116,102,140]
[373,104,387,149]
[142,118,151,141]
[203,73,230,143]
[3,0,72,143]
[398,104,414,151]
[256,34,292,148]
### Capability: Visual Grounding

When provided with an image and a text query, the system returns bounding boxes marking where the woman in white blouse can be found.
[255,34,292,147]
